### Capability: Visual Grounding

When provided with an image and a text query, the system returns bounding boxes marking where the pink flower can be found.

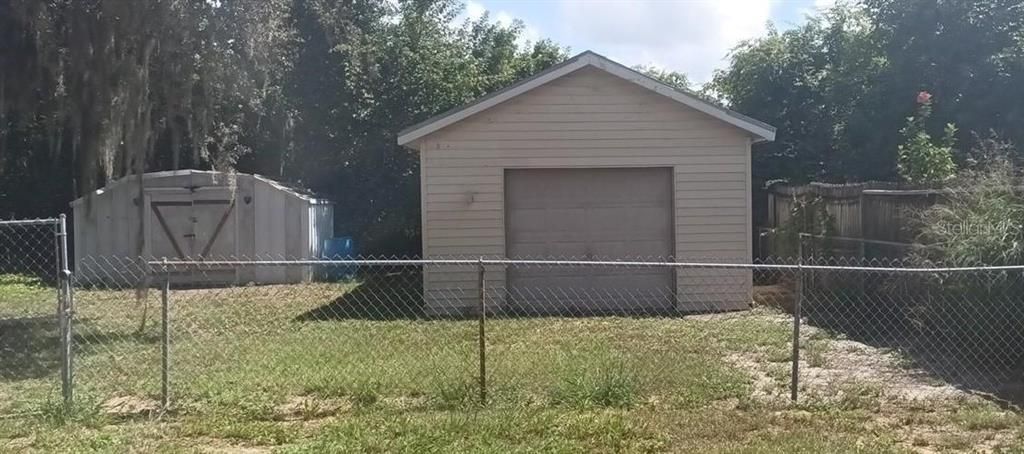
[917,91,932,104]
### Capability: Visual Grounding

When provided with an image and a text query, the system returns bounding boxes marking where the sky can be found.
[461,0,835,85]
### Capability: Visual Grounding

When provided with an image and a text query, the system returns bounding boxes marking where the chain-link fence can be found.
[0,217,71,416]
[3,250,1024,417]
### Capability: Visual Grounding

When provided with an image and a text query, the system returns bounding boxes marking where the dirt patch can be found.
[2,436,34,451]
[804,338,966,401]
[194,437,275,454]
[892,424,1013,453]
[200,448,271,454]
[102,396,161,417]
[273,396,350,421]
[379,395,431,410]
[727,316,976,404]
[753,284,795,313]
[728,353,789,402]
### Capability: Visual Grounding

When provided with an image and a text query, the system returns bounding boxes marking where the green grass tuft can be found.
[37,398,105,428]
[550,362,639,408]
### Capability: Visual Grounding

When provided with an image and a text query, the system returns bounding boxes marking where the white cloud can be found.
[557,0,774,84]
[494,11,542,46]
[459,0,543,48]
[464,0,487,21]
[797,0,836,20]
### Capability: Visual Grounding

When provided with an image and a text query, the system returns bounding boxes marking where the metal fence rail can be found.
[2,251,1023,417]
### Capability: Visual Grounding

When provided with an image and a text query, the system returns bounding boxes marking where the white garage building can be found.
[398,51,775,314]
[71,170,333,284]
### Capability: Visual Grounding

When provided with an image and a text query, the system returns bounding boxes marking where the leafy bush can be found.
[912,152,1024,266]
[897,92,958,185]
[908,140,1024,368]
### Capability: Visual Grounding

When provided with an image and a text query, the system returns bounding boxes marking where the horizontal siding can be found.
[439,128,741,141]
[428,139,744,149]
[428,193,503,203]
[427,145,746,158]
[431,154,745,166]
[426,184,502,194]
[677,215,747,225]
[420,66,753,310]
[443,120,719,132]
[429,157,742,169]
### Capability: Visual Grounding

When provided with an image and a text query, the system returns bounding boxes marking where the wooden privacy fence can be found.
[762,182,945,258]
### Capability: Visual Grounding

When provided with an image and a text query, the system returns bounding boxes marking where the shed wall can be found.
[419,67,753,313]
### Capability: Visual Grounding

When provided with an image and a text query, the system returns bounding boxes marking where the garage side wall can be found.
[419,67,752,313]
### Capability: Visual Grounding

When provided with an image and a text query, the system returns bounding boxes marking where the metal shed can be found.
[71,170,333,284]
[398,51,776,315]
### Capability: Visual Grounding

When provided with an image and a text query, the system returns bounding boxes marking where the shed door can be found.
[505,167,674,314]
[148,188,237,283]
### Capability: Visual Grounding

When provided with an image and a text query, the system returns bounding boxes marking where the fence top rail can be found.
[796,232,922,249]
[145,258,1024,274]
[0,218,60,227]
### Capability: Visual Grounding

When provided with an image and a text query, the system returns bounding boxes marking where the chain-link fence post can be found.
[55,214,75,408]
[161,271,171,411]
[477,258,487,405]
[791,236,804,402]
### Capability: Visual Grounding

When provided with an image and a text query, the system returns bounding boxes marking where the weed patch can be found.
[550,362,639,408]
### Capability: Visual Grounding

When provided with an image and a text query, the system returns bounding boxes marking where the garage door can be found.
[505,167,675,314]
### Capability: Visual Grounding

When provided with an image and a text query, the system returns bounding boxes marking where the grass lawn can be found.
[2,273,1023,452]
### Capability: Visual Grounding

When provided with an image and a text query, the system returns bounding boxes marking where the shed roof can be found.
[69,169,332,207]
[398,50,776,146]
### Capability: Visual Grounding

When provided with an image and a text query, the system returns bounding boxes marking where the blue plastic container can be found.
[322,236,357,280]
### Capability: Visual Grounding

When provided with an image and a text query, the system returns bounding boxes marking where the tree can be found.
[710,0,1024,187]
[252,0,568,255]
[634,65,691,90]
[863,0,1024,159]
[0,0,295,218]
[709,6,886,184]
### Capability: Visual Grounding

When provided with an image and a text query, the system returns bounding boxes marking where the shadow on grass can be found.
[799,282,1024,407]
[0,315,158,381]
[294,269,716,321]
[0,316,59,380]
[294,271,426,321]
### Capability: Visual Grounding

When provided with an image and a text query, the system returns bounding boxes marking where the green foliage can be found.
[907,142,1024,367]
[257,0,569,254]
[774,194,837,258]
[350,381,383,408]
[430,379,476,409]
[897,95,958,185]
[0,0,296,207]
[711,0,1024,187]
[0,274,47,296]
[710,6,886,184]
[38,398,104,428]
[634,65,690,90]
[550,362,639,408]
[7,0,1024,257]
[0,0,566,254]
[912,145,1024,266]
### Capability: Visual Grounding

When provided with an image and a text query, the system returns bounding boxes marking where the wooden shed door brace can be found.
[150,199,236,258]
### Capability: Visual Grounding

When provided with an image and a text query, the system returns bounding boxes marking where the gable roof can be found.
[397,50,776,146]
[69,169,332,207]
